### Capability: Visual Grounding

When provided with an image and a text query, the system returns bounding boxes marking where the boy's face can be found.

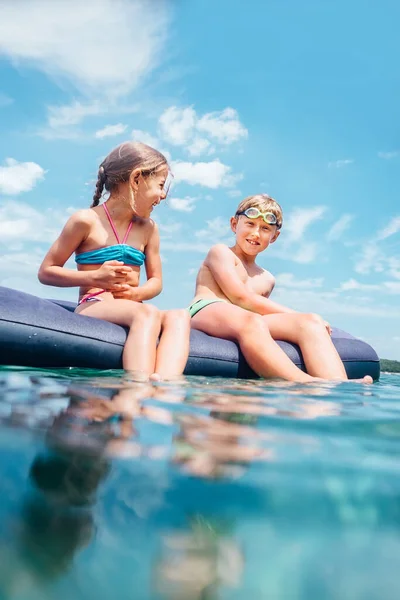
[230,213,280,255]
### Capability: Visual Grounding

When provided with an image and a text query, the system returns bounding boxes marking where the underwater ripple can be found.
[0,367,399,600]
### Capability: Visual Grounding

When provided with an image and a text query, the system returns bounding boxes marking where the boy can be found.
[189,194,372,383]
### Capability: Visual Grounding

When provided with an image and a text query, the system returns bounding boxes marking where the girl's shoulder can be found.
[66,208,100,231]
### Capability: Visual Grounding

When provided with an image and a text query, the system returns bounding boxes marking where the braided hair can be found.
[91,166,106,207]
[90,142,168,208]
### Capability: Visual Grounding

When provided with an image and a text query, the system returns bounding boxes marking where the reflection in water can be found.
[155,515,244,600]
[0,370,399,599]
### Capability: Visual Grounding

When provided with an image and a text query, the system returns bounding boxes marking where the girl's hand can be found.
[109,283,142,302]
[324,320,332,335]
[92,260,132,288]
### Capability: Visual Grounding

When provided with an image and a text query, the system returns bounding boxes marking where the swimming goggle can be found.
[162,171,174,198]
[236,207,280,227]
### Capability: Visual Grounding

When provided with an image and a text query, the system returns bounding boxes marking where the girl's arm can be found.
[138,222,163,300]
[206,244,297,315]
[38,211,130,289]
[112,222,163,301]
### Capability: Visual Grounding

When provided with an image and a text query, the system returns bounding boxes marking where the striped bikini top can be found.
[75,203,145,266]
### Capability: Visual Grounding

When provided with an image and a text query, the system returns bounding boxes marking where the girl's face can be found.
[133,166,170,218]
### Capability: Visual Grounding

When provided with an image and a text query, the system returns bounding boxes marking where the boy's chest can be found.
[235,262,274,297]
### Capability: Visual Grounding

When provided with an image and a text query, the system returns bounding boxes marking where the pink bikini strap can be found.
[103,202,133,244]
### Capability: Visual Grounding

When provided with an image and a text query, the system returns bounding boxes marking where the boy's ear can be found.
[129,168,141,191]
[230,216,238,233]
[270,229,280,244]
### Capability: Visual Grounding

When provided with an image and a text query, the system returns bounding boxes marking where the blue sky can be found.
[0,0,399,359]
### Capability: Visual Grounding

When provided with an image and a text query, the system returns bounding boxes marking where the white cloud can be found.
[328,159,354,168]
[195,217,230,241]
[354,244,385,275]
[42,101,141,139]
[131,129,160,148]
[378,151,398,160]
[168,196,197,212]
[0,158,45,195]
[159,106,196,146]
[187,138,212,157]
[377,216,400,241]
[0,201,76,242]
[272,287,400,319]
[172,159,242,189]
[0,0,169,97]
[95,123,127,139]
[284,206,327,243]
[196,107,248,144]
[327,214,353,241]
[339,278,400,294]
[158,221,183,238]
[275,273,324,289]
[339,279,380,292]
[158,105,247,156]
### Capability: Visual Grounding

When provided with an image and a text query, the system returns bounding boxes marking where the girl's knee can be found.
[135,303,161,327]
[163,309,191,331]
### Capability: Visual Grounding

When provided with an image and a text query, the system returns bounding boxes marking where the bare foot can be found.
[150,373,162,382]
[358,375,373,384]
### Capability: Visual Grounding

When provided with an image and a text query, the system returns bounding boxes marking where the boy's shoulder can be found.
[205,243,237,265]
[206,243,235,258]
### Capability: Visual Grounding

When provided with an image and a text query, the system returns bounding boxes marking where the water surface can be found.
[0,367,399,599]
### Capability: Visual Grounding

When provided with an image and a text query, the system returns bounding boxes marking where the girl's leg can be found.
[191,303,318,383]
[75,300,161,374]
[263,313,347,379]
[154,309,191,379]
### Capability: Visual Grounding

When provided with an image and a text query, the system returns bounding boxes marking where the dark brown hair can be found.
[91,141,168,207]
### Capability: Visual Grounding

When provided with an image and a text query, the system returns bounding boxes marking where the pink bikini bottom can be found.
[78,290,106,305]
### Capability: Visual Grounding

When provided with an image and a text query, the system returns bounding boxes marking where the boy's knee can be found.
[240,312,268,335]
[299,312,325,331]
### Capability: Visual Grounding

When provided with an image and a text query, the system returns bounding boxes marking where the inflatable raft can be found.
[0,286,380,380]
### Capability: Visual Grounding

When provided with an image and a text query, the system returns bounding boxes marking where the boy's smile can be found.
[231,214,280,260]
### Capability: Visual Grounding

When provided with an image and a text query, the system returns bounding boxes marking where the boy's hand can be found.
[324,320,332,335]
[91,260,132,288]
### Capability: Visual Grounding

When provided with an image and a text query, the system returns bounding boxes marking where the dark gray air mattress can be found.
[0,286,380,380]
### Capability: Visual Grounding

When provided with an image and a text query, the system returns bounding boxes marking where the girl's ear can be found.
[230,216,238,233]
[129,168,141,191]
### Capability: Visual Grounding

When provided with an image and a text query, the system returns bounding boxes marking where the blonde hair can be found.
[235,194,283,229]
[92,141,168,207]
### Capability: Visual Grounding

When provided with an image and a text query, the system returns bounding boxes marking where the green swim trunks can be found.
[188,298,227,318]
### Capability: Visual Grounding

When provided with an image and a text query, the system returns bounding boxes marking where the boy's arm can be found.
[111,222,162,301]
[206,244,297,315]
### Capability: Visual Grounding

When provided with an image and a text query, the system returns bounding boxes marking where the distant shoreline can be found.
[380,359,400,373]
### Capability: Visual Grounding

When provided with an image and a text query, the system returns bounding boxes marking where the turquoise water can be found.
[0,368,399,600]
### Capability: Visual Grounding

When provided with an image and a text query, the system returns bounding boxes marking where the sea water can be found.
[0,367,399,600]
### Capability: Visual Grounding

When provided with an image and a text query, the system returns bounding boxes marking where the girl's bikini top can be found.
[75,203,145,267]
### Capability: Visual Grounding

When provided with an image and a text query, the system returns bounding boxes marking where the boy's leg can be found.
[263,313,347,380]
[75,299,161,375]
[191,303,318,383]
[154,309,191,379]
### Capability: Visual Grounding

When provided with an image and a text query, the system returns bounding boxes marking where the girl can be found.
[38,142,190,380]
